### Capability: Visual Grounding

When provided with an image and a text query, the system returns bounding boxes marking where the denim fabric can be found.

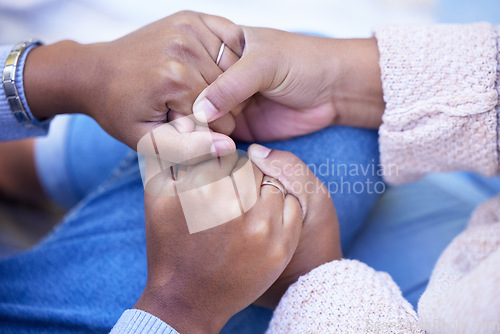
[35,115,130,210]
[1,114,381,333]
[0,152,146,334]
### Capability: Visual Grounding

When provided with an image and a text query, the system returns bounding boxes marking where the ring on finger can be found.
[216,42,225,66]
[261,176,287,200]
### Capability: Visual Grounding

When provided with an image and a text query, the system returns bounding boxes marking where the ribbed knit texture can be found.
[267,260,423,334]
[376,23,500,185]
[110,309,179,334]
[496,26,500,168]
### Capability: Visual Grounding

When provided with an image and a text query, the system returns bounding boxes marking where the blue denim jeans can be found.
[0,115,382,333]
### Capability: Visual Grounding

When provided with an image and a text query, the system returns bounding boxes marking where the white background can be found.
[0,0,436,44]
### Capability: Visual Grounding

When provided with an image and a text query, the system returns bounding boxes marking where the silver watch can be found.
[2,39,42,127]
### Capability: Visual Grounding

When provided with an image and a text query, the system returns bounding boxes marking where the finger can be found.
[195,35,240,85]
[174,150,239,193]
[280,193,302,252]
[168,111,195,133]
[139,127,238,197]
[248,144,328,217]
[259,176,286,214]
[163,29,223,86]
[196,34,240,83]
[229,98,249,119]
[229,156,262,213]
[217,44,240,72]
[194,43,239,136]
[137,120,236,165]
[231,102,256,142]
[209,112,235,136]
[193,55,269,123]
[261,176,286,200]
[199,13,245,56]
[251,161,264,197]
[167,68,208,117]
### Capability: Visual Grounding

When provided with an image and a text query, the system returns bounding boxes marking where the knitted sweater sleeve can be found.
[374,23,500,185]
[268,24,500,334]
[267,259,424,333]
[267,198,500,334]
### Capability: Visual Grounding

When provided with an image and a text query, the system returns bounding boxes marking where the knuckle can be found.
[171,133,194,164]
[247,217,271,240]
[172,19,198,35]
[281,153,303,177]
[162,61,188,87]
[223,24,246,55]
[270,244,289,266]
[182,135,200,163]
[168,36,197,60]
[175,10,195,17]
[285,152,301,165]
[210,114,235,135]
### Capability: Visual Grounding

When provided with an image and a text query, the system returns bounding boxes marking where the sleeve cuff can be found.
[267,259,420,333]
[110,309,179,334]
[0,43,50,141]
[375,23,499,184]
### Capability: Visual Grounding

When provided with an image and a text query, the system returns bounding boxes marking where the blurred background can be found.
[1,0,498,46]
[1,0,437,44]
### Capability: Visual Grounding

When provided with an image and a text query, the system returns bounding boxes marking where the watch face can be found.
[138,115,257,233]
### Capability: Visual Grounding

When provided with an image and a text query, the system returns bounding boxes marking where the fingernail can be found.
[173,122,186,133]
[211,140,233,157]
[194,98,219,123]
[249,144,271,159]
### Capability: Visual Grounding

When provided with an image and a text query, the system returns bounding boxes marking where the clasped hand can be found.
[136,143,341,333]
[23,10,353,333]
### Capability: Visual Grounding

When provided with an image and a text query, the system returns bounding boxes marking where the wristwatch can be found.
[2,39,42,127]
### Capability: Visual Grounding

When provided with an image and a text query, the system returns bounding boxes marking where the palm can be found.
[232,94,336,142]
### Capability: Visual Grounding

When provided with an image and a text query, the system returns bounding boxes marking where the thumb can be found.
[193,55,269,123]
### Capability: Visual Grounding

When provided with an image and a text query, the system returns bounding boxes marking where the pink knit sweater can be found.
[267,23,500,334]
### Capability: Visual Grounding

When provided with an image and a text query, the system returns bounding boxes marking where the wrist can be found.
[23,40,97,119]
[134,284,229,334]
[329,37,385,128]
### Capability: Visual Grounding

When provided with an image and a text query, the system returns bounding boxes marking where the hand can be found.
[134,151,303,333]
[193,27,385,142]
[247,144,342,308]
[137,115,238,182]
[23,11,240,151]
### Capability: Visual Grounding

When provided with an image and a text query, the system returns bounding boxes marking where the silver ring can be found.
[261,176,287,200]
[216,42,225,66]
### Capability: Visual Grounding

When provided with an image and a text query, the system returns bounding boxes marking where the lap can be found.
[2,115,381,333]
[0,153,146,333]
